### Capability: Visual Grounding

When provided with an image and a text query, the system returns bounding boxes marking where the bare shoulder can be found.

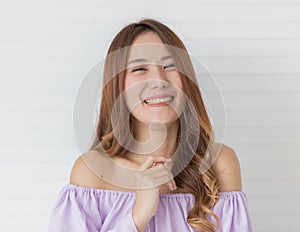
[69,150,109,189]
[211,143,242,192]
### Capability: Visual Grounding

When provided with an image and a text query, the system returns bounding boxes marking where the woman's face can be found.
[123,31,185,126]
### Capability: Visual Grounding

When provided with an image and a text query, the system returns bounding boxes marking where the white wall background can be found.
[0,0,300,231]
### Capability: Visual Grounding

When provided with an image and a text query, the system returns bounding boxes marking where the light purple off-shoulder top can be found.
[48,184,253,232]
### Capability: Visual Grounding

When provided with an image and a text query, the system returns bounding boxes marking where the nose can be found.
[147,65,169,89]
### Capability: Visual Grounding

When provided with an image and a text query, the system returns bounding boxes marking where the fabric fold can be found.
[207,191,253,232]
[48,184,138,232]
[48,184,253,232]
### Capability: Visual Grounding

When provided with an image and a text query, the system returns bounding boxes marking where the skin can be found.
[123,31,185,166]
[123,31,185,231]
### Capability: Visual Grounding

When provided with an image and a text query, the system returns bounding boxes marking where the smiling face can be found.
[123,31,185,127]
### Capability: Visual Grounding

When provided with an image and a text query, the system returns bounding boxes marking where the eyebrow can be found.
[127,55,173,67]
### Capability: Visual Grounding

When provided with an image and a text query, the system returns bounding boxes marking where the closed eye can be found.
[164,64,175,69]
[131,64,175,72]
[132,67,147,72]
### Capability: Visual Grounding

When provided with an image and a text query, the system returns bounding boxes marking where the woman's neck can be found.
[126,118,179,166]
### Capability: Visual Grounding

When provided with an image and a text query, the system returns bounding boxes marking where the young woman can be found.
[48,18,253,232]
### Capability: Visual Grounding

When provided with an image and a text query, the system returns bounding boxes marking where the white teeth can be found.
[145,96,173,104]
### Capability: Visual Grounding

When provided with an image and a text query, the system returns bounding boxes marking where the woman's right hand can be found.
[132,155,177,232]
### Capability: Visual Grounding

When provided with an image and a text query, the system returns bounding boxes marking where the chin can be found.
[146,116,179,126]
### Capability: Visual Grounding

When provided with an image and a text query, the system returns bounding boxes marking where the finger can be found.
[139,156,171,170]
[155,172,174,185]
[166,179,177,191]
[135,165,167,188]
[166,180,173,191]
[139,169,175,189]
[163,160,173,171]
[171,179,177,190]
[153,175,171,187]
[141,164,173,177]
[154,161,165,166]
[138,166,171,184]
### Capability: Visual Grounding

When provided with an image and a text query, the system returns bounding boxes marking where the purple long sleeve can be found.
[48,184,253,232]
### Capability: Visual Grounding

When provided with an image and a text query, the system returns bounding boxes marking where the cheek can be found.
[123,78,131,108]
[124,75,141,92]
[123,77,144,111]
[124,76,139,97]
[124,77,131,90]
[171,76,183,91]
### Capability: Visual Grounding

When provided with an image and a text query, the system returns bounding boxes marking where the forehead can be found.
[127,31,172,65]
[132,31,164,45]
[127,43,172,66]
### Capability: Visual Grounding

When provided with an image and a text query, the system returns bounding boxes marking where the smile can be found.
[144,96,174,105]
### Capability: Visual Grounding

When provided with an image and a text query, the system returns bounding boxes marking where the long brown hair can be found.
[90,18,221,231]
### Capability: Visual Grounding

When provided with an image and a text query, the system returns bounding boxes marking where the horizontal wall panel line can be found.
[1,89,300,94]
[2,3,300,7]
[1,38,300,42]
